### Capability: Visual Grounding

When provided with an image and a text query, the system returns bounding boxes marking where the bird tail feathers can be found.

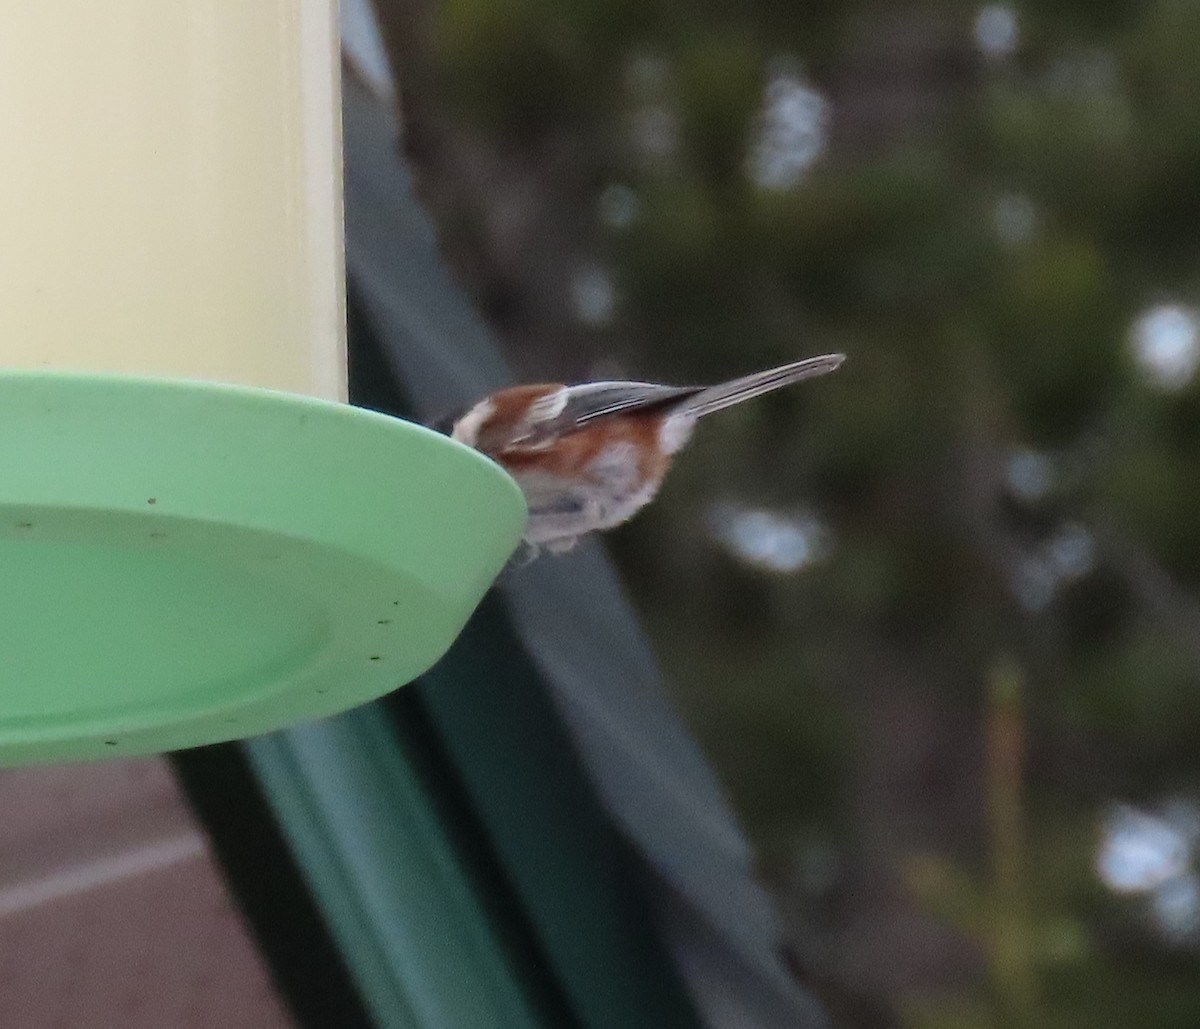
[676,353,845,419]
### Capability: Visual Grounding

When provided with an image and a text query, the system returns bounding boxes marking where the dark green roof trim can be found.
[245,705,545,1029]
[409,595,702,1029]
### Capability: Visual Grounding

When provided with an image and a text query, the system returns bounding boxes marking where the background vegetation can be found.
[374,1,1200,1024]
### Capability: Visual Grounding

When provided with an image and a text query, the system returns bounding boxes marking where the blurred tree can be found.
[373,0,1200,1023]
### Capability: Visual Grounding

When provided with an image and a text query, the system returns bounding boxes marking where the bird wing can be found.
[435,354,844,448]
[552,381,703,428]
[429,382,696,447]
[557,354,845,428]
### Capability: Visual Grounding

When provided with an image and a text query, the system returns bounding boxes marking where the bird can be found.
[442,353,845,556]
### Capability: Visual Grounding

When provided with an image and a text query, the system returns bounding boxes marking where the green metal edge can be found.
[245,710,543,1029]
[411,598,703,1029]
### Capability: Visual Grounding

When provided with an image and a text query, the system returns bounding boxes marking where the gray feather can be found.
[673,353,845,419]
[559,353,843,429]
[558,382,703,426]
[438,355,845,447]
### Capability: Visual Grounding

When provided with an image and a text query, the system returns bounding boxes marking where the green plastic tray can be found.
[0,370,526,765]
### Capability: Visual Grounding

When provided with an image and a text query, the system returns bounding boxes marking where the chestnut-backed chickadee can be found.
[443,353,845,555]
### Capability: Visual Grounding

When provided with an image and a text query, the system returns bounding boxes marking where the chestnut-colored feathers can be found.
[443,353,845,553]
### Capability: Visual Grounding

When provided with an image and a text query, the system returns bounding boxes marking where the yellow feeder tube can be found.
[0,3,525,766]
[0,1,345,399]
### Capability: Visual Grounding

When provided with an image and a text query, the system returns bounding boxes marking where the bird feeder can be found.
[0,3,525,765]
